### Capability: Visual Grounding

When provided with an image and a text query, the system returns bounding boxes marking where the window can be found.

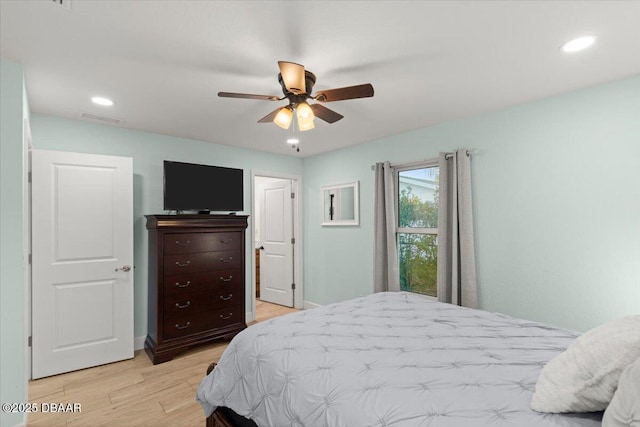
[396,162,439,297]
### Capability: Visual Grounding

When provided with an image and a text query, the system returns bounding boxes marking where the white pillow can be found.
[531,315,640,413]
[603,356,640,427]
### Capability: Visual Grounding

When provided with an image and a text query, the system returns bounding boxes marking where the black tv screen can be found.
[163,161,243,212]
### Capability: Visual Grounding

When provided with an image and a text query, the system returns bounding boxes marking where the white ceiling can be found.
[1,1,639,157]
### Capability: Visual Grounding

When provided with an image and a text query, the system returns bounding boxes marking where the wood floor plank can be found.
[27,390,67,425]
[28,299,298,426]
[28,379,65,401]
[63,372,146,395]
[27,414,68,427]
[157,382,198,414]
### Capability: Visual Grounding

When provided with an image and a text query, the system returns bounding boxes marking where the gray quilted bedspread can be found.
[197,292,602,426]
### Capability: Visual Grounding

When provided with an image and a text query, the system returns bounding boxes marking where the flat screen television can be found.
[163,161,243,212]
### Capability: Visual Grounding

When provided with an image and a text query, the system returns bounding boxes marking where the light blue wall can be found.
[303,75,640,332]
[0,60,27,427]
[30,114,304,339]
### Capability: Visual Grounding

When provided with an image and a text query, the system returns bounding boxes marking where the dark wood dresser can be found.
[145,214,248,364]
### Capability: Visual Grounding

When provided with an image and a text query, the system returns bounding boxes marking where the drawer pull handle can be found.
[219,257,233,263]
[176,260,191,267]
[220,238,233,244]
[175,280,191,288]
[219,275,233,282]
[220,294,233,301]
[175,301,191,309]
[175,321,191,329]
[219,313,233,320]
[175,240,191,246]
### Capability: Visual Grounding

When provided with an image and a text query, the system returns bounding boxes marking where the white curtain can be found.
[436,149,478,308]
[373,161,400,293]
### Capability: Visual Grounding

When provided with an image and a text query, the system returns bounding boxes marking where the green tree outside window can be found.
[397,168,439,296]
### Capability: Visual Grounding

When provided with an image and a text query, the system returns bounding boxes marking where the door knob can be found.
[259,246,265,250]
[115,265,132,272]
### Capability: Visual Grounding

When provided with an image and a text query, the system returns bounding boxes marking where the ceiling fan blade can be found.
[314,83,374,102]
[257,107,283,123]
[278,61,306,95]
[310,104,343,124]
[218,92,281,101]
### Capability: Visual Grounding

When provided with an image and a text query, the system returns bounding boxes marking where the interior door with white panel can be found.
[259,179,294,307]
[31,149,133,379]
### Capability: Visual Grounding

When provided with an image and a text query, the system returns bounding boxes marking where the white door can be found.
[31,149,133,379]
[259,179,294,307]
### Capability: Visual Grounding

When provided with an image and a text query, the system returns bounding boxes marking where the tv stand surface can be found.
[166,211,240,216]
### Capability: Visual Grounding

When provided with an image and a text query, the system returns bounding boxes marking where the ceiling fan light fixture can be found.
[296,101,314,120]
[278,61,306,95]
[296,101,315,131]
[286,137,299,145]
[274,106,293,129]
[298,118,315,132]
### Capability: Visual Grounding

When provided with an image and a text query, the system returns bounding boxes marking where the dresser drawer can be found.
[164,232,241,255]
[164,284,240,318]
[163,269,242,298]
[164,305,244,340]
[164,250,241,275]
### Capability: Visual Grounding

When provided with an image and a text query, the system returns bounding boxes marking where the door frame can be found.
[23,118,32,387]
[250,170,303,320]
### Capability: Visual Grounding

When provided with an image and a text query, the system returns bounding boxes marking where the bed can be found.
[197,291,603,426]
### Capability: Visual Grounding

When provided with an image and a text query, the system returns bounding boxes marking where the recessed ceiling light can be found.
[562,35,596,53]
[91,96,114,106]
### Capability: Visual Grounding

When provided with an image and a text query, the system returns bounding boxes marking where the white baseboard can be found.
[303,300,322,309]
[134,335,146,351]
[246,311,255,323]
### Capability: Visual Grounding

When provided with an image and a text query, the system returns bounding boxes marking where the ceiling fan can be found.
[218,61,374,131]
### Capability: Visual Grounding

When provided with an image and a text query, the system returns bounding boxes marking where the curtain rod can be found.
[371,149,476,169]
[445,148,478,159]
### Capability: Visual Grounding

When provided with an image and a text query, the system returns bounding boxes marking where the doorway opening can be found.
[251,171,302,321]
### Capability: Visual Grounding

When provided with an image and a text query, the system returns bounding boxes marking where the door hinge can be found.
[291,283,296,290]
[28,172,32,183]
[28,336,32,347]
[291,192,295,199]
[291,237,295,244]
[28,254,32,264]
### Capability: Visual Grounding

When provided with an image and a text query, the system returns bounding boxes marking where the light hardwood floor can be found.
[28,300,298,426]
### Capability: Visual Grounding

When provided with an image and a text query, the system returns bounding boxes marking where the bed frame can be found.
[206,408,233,427]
